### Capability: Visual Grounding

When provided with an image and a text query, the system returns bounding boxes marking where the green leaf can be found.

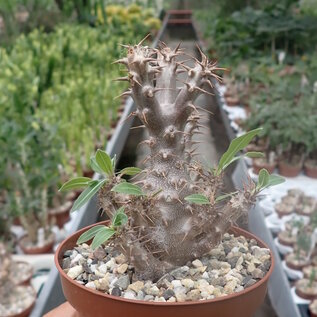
[266,174,285,188]
[184,194,210,205]
[90,156,104,174]
[245,152,265,158]
[59,177,92,192]
[216,128,262,175]
[111,182,144,196]
[95,149,113,176]
[71,179,107,212]
[215,191,238,202]
[111,154,117,169]
[91,227,116,249]
[120,167,142,176]
[256,168,270,190]
[112,207,128,227]
[77,225,106,245]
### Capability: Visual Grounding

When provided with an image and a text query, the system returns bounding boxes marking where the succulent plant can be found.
[61,38,284,280]
[0,243,12,299]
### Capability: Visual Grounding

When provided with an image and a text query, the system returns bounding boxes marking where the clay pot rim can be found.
[12,261,34,285]
[4,286,37,317]
[19,232,55,245]
[55,221,275,307]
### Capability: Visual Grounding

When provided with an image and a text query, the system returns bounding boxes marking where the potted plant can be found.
[295,195,316,217]
[252,151,276,174]
[278,144,304,178]
[295,267,317,300]
[0,243,36,317]
[55,41,284,317]
[4,119,61,254]
[278,218,304,247]
[310,299,317,317]
[286,228,314,270]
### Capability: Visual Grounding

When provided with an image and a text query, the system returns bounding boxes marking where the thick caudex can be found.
[100,38,257,280]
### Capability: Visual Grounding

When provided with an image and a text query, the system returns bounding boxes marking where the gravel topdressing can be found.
[62,232,271,302]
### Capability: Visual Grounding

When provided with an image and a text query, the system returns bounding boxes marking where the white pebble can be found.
[192,259,203,268]
[171,280,182,288]
[67,265,83,279]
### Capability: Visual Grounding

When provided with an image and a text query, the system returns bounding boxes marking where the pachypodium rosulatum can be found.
[61,36,284,280]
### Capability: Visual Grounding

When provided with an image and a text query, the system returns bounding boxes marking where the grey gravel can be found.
[63,232,270,302]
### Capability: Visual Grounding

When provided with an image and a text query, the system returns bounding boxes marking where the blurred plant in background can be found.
[0,1,161,244]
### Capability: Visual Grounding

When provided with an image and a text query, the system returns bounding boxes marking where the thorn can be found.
[119,44,130,48]
[137,33,151,46]
[130,125,146,130]
[158,40,167,48]
[204,79,214,90]
[194,86,214,96]
[174,42,182,53]
[196,106,214,115]
[113,76,129,82]
[196,43,206,61]
[181,232,189,243]
[142,110,149,125]
[112,58,128,65]
[176,62,191,71]
[114,89,132,100]
[121,111,137,124]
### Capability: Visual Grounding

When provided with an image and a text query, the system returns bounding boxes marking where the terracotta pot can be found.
[83,170,94,178]
[19,235,54,254]
[252,160,276,175]
[49,201,72,229]
[309,302,317,317]
[304,161,317,179]
[13,261,33,286]
[13,217,22,226]
[310,309,317,317]
[55,221,274,317]
[277,232,295,247]
[278,161,302,177]
[2,287,36,317]
[295,279,317,300]
[285,257,310,271]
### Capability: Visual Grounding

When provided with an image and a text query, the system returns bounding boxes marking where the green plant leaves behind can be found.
[59,177,92,192]
[77,224,106,245]
[119,167,142,176]
[91,227,116,250]
[71,179,107,212]
[95,149,114,176]
[256,168,285,191]
[112,207,128,227]
[111,182,144,196]
[184,194,210,205]
[216,128,262,175]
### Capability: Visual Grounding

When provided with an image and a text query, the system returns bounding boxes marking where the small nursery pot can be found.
[252,159,276,175]
[278,161,302,177]
[1,286,36,317]
[304,160,317,179]
[310,300,317,317]
[285,253,310,271]
[12,261,33,286]
[55,221,274,317]
[19,234,55,254]
[295,279,317,300]
[277,231,295,247]
[49,201,72,229]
